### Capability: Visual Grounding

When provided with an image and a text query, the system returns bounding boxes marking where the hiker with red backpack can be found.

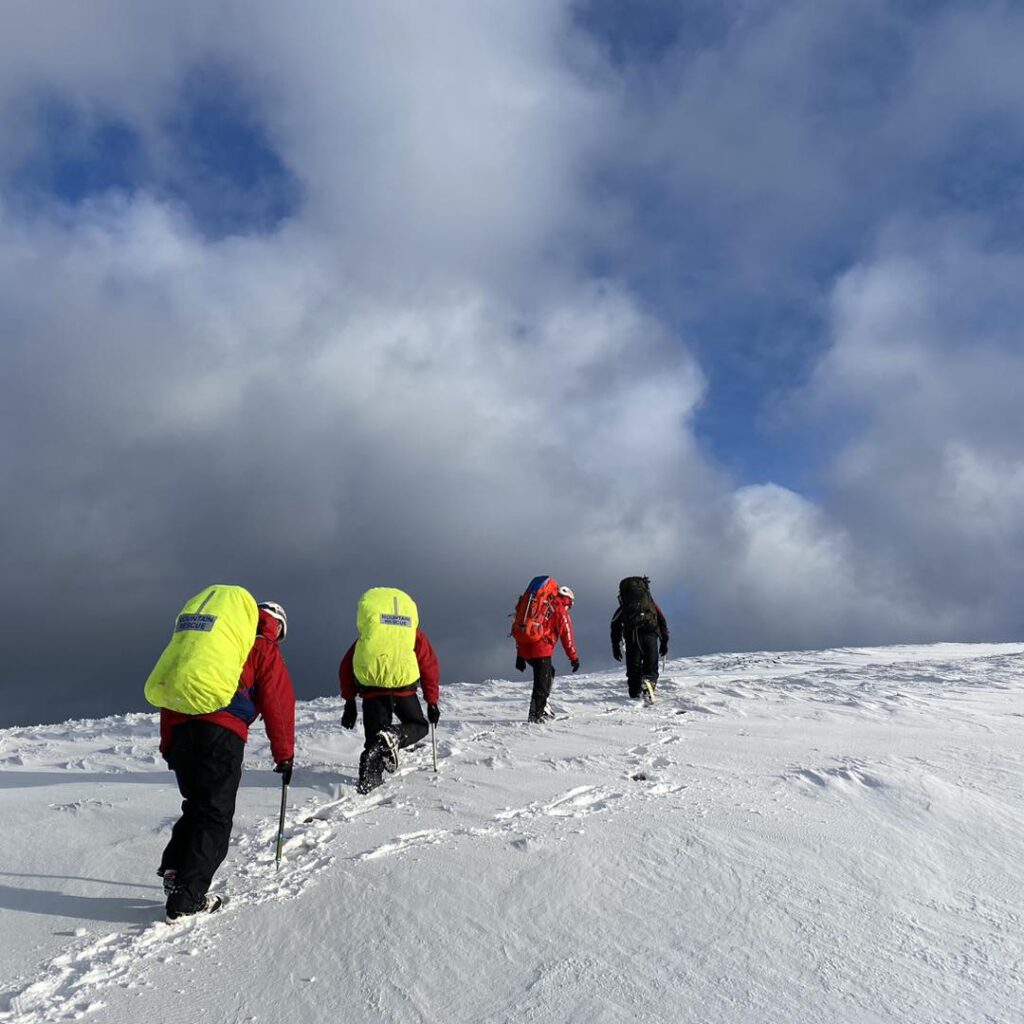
[511,575,579,722]
[611,576,669,701]
[146,588,295,921]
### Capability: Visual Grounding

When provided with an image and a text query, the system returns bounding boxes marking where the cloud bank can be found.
[2,2,1023,724]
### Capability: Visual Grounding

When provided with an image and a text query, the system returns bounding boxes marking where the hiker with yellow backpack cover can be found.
[338,587,441,794]
[145,585,295,921]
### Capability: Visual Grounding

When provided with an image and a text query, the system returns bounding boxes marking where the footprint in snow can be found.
[495,785,621,822]
[359,829,450,861]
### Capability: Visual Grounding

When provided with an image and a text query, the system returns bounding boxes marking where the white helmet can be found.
[558,585,575,603]
[257,601,287,641]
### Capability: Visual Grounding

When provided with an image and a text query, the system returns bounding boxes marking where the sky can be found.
[2,0,1023,726]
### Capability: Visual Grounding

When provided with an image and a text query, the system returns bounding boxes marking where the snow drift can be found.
[1,643,1022,1023]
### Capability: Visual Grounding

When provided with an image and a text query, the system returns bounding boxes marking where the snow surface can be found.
[1,643,1023,1024]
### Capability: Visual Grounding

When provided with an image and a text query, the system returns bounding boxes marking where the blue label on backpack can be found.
[175,613,218,633]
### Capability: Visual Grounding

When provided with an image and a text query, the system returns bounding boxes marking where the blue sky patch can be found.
[161,64,301,238]
[8,65,300,239]
[10,96,146,206]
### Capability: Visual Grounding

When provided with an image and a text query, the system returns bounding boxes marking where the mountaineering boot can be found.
[642,678,656,705]
[157,867,179,898]
[165,891,224,922]
[539,703,555,721]
[357,746,383,794]
[357,727,399,794]
[375,726,400,774]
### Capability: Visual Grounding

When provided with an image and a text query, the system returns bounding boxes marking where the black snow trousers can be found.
[527,657,555,719]
[625,631,660,697]
[362,693,429,750]
[162,720,244,912]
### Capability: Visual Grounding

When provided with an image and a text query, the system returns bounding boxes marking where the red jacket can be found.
[515,594,579,662]
[339,628,440,705]
[160,609,296,763]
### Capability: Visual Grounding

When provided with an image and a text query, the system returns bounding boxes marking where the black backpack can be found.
[619,576,659,634]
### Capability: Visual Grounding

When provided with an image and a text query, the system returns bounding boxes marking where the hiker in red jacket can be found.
[158,602,295,920]
[515,585,579,722]
[338,587,441,794]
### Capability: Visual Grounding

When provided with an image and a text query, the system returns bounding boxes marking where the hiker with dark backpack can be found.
[510,575,579,722]
[611,577,669,701]
[146,587,295,921]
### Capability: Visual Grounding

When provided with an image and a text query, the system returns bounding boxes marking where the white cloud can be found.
[687,483,924,651]
[808,221,1024,626]
[3,2,1024,723]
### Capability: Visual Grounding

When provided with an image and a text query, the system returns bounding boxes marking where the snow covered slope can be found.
[1,643,1022,1024]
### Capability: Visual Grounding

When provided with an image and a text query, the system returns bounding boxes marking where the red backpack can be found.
[511,575,560,645]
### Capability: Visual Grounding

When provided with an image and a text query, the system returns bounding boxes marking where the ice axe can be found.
[275,773,289,871]
[430,722,438,773]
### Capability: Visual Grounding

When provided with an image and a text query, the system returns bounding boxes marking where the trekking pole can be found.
[430,723,438,773]
[275,775,289,871]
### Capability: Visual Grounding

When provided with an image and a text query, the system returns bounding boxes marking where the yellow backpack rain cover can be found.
[353,587,420,689]
[144,585,259,715]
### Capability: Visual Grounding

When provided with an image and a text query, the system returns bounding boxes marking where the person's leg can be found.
[358,697,399,791]
[625,639,643,697]
[160,723,197,875]
[528,657,554,719]
[392,694,428,747]
[167,722,244,914]
[546,663,557,715]
[361,696,392,750]
[527,660,541,720]
[639,632,660,686]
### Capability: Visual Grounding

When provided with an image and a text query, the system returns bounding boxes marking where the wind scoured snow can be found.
[1,643,1022,1023]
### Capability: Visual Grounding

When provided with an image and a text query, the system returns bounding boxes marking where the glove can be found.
[571,659,580,673]
[427,703,440,725]
[515,655,526,672]
[659,641,669,657]
[612,647,622,662]
[341,699,357,730]
[274,759,293,785]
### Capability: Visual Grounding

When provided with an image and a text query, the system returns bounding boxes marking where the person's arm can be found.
[610,607,623,660]
[558,606,579,663]
[254,641,296,764]
[655,598,671,655]
[610,608,623,647]
[655,603,669,650]
[338,642,357,700]
[414,629,440,706]
[159,709,173,762]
